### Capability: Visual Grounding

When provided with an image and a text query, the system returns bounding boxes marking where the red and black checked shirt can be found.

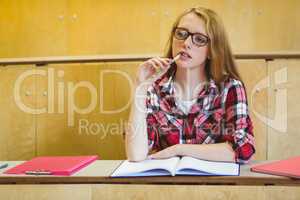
[145,66,255,163]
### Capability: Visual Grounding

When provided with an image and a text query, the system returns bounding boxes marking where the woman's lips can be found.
[179,51,192,60]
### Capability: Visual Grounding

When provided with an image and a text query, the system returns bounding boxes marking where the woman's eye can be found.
[194,35,207,44]
[177,30,188,38]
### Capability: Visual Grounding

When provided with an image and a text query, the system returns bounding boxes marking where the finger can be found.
[150,152,169,159]
[149,66,156,75]
[148,60,160,69]
[154,57,168,67]
[148,60,161,73]
[148,152,161,159]
[152,58,165,70]
[157,57,171,67]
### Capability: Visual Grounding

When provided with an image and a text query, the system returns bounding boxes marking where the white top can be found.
[175,97,197,115]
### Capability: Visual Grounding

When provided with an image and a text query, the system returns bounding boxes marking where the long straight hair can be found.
[164,7,242,87]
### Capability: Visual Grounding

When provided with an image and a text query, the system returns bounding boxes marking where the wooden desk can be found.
[0,160,299,200]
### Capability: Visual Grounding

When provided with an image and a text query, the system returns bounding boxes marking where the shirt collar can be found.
[154,65,219,96]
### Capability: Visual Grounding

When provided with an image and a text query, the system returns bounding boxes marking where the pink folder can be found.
[4,155,98,176]
[251,156,300,179]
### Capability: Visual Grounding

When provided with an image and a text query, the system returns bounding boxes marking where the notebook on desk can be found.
[111,156,240,177]
[3,155,98,176]
[251,156,300,179]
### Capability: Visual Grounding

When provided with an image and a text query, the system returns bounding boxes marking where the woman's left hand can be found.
[148,145,179,159]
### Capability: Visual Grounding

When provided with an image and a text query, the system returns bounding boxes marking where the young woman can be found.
[126,7,255,163]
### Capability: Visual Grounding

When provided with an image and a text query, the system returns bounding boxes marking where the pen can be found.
[0,163,8,169]
[170,53,181,65]
[155,53,181,73]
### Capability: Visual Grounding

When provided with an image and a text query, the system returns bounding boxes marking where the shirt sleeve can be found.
[145,85,160,153]
[223,80,255,164]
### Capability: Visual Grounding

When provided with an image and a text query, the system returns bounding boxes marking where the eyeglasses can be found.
[173,27,210,47]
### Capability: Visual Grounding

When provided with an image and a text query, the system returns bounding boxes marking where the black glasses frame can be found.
[173,27,210,47]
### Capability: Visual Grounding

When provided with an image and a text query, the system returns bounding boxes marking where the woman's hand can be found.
[136,57,171,84]
[148,144,179,159]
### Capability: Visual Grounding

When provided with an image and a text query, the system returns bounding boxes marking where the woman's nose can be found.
[183,35,193,49]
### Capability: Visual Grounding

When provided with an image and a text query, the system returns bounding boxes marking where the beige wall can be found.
[1,0,300,58]
[0,1,299,160]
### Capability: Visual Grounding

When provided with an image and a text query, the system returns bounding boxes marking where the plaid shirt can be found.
[146,66,255,163]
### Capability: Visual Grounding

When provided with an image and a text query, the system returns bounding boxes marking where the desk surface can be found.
[0,160,299,186]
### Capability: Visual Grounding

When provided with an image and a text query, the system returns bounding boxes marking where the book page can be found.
[176,156,239,176]
[111,157,180,177]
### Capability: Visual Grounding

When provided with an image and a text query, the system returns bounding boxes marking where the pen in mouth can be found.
[170,53,181,65]
[154,54,182,74]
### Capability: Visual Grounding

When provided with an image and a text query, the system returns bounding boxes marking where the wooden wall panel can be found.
[36,64,106,158]
[160,0,300,53]
[66,0,161,55]
[237,60,268,160]
[1,1,300,58]
[267,59,300,160]
[0,66,36,160]
[0,185,91,200]
[0,185,300,200]
[265,186,300,200]
[0,0,67,58]
[92,184,267,200]
[35,63,139,159]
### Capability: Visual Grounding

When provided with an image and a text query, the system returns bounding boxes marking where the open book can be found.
[111,156,240,177]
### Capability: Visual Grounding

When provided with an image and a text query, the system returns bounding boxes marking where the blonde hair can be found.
[164,7,242,86]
